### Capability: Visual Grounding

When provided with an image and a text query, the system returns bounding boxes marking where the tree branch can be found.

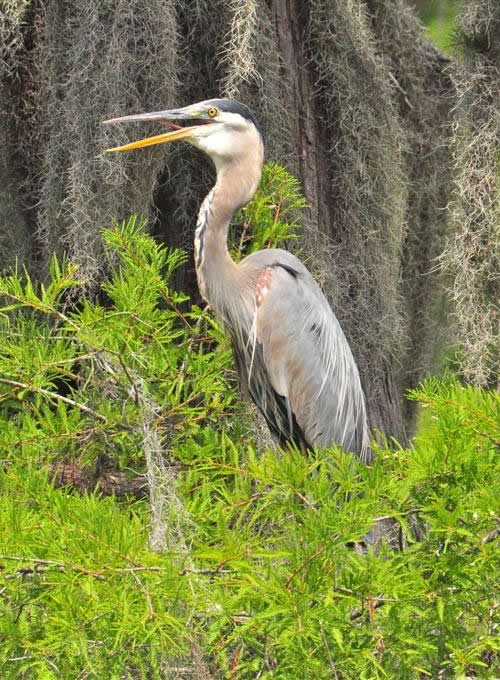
[0,377,107,422]
[50,462,148,499]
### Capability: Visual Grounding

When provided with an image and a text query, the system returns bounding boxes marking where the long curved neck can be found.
[194,156,262,313]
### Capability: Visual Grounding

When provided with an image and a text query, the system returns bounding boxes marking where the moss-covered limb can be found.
[0,0,36,272]
[2,0,181,283]
[305,0,407,442]
[444,1,500,386]
[366,1,454,428]
[0,86,31,272]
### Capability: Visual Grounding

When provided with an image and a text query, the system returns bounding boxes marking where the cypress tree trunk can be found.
[0,0,455,444]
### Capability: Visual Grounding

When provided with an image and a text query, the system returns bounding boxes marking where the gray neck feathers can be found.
[194,155,263,314]
[193,184,234,307]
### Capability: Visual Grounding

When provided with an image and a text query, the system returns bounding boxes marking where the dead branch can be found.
[0,376,107,422]
[50,461,148,499]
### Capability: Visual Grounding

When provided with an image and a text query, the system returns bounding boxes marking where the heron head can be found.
[103,98,263,173]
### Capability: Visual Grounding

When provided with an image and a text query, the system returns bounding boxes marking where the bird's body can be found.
[228,249,367,455]
[104,98,369,459]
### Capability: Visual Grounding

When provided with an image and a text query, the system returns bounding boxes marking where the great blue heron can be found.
[104,99,369,459]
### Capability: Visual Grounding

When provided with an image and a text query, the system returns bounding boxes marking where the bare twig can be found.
[0,291,79,329]
[285,545,328,589]
[293,490,318,511]
[320,622,340,679]
[0,427,104,449]
[0,554,175,581]
[179,567,232,576]
[350,599,386,622]
[0,377,107,422]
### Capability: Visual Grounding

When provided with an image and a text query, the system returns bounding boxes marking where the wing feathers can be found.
[252,262,368,458]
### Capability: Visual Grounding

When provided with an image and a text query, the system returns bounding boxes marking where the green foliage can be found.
[0,467,190,678]
[419,0,460,55]
[0,215,238,469]
[230,161,306,261]
[181,380,498,678]
[0,168,498,677]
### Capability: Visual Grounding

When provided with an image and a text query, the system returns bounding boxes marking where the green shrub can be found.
[418,0,460,56]
[0,165,498,678]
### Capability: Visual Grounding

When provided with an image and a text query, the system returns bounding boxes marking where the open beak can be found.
[102,108,211,153]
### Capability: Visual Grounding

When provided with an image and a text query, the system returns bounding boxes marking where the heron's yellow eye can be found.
[207,107,219,118]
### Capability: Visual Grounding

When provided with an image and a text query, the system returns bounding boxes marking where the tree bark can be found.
[50,461,149,499]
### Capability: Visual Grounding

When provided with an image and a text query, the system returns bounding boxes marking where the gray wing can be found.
[252,258,369,459]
